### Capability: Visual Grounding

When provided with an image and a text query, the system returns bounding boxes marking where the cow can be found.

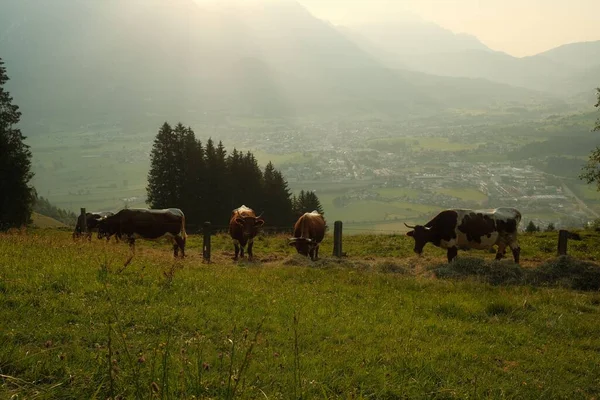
[288,211,326,261]
[229,205,264,260]
[72,211,115,241]
[404,208,522,263]
[97,208,187,257]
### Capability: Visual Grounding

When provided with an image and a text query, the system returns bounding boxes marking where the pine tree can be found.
[262,162,294,228]
[0,58,35,230]
[525,221,539,233]
[178,125,203,223]
[545,222,556,232]
[581,88,600,190]
[146,122,179,209]
[293,190,324,216]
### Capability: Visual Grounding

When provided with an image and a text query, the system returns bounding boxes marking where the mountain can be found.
[346,19,491,57]
[342,21,599,97]
[533,41,600,69]
[0,0,558,132]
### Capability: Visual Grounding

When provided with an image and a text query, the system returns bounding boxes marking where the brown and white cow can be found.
[405,208,522,263]
[229,205,264,260]
[73,211,115,241]
[97,208,187,257]
[289,211,326,261]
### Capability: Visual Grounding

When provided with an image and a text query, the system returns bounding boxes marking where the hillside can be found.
[1,230,600,398]
[533,40,600,69]
[0,0,561,133]
[30,212,68,229]
[344,23,600,96]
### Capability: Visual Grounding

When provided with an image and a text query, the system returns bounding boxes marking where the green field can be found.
[435,188,489,204]
[2,230,600,398]
[367,136,482,153]
[375,187,421,200]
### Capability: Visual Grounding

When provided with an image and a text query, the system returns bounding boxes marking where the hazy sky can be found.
[296,0,600,57]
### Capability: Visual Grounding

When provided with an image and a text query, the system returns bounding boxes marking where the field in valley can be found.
[1,229,600,399]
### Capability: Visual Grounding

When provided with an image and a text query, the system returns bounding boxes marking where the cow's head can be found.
[97,217,115,240]
[404,223,432,255]
[288,237,318,257]
[235,214,265,238]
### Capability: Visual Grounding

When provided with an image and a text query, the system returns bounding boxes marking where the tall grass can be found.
[1,230,600,398]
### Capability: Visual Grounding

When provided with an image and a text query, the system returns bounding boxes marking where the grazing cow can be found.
[97,208,187,257]
[229,205,264,260]
[405,208,522,263]
[289,211,326,261]
[73,211,114,241]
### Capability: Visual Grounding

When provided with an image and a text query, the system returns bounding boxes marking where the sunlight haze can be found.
[196,0,600,56]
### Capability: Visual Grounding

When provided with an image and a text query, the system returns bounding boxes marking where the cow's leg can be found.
[509,241,521,264]
[314,245,319,261]
[247,239,254,260]
[495,243,507,260]
[128,236,136,253]
[233,240,240,260]
[174,235,185,258]
[173,238,179,257]
[447,247,458,263]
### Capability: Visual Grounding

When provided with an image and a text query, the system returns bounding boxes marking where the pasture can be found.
[1,229,600,399]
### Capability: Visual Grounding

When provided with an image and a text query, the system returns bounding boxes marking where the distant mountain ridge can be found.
[344,20,600,96]
[0,0,583,131]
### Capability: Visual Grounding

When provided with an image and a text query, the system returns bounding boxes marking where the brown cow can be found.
[229,205,264,260]
[289,211,326,261]
[73,211,115,241]
[97,208,187,257]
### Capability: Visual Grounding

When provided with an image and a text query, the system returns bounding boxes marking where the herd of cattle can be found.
[73,206,522,263]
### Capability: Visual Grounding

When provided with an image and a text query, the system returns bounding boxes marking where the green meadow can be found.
[1,229,600,399]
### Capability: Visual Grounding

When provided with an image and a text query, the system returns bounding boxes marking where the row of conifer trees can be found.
[146,122,324,231]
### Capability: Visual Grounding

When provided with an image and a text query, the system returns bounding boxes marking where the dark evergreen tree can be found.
[178,125,204,223]
[146,122,180,209]
[147,122,298,229]
[0,58,35,230]
[545,222,556,232]
[525,221,540,233]
[262,162,294,228]
[204,138,230,223]
[293,190,324,216]
[581,88,600,190]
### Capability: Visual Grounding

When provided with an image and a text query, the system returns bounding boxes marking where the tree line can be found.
[146,122,323,231]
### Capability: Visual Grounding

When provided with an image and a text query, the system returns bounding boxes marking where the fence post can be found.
[557,230,568,256]
[333,220,343,258]
[80,208,87,235]
[203,221,211,262]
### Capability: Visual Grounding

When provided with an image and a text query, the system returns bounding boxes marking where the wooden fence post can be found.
[80,208,87,236]
[203,222,211,262]
[333,221,343,258]
[557,230,569,256]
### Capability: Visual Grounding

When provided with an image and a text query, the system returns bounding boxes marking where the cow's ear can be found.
[255,218,265,227]
[406,231,414,237]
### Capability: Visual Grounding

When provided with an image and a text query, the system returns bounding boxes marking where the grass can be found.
[435,188,488,203]
[375,187,421,200]
[1,230,600,398]
[30,212,67,229]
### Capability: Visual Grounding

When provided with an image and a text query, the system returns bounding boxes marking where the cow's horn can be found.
[404,223,416,229]
[256,211,264,219]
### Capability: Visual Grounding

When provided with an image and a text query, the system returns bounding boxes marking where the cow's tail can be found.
[181,214,188,245]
